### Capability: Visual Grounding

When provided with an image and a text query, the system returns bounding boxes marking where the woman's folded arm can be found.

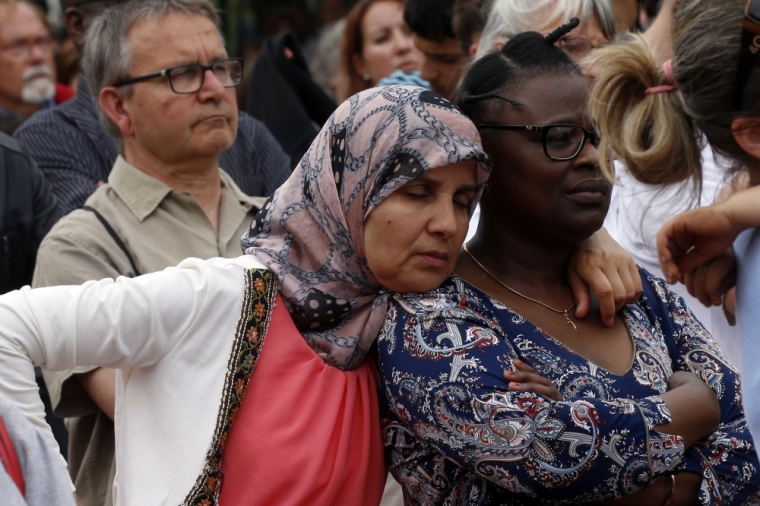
[378,300,685,503]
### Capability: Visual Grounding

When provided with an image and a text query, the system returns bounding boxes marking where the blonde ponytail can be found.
[585,35,702,187]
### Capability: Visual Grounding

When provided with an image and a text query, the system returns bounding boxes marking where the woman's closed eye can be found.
[404,188,431,200]
[402,188,471,210]
[454,193,472,209]
[372,29,391,45]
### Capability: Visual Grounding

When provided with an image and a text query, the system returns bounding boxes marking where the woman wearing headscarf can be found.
[0,85,638,505]
[0,85,486,505]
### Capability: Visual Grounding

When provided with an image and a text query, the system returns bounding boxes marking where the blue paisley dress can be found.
[378,270,760,505]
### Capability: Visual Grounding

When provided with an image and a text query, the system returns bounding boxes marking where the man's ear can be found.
[732,117,760,160]
[63,8,87,52]
[99,87,134,138]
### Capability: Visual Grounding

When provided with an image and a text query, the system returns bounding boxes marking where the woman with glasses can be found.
[378,22,760,505]
[474,0,615,61]
[0,77,646,504]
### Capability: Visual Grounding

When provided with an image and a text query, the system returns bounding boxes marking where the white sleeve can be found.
[0,257,220,463]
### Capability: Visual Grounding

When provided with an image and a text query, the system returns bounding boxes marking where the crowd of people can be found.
[0,0,758,504]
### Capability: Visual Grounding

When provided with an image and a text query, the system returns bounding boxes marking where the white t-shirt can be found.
[604,145,740,367]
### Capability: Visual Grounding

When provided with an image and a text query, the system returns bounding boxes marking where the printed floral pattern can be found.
[182,268,277,506]
[378,270,760,505]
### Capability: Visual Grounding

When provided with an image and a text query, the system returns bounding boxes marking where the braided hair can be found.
[457,19,581,125]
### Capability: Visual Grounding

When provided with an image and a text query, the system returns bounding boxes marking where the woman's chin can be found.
[384,272,451,294]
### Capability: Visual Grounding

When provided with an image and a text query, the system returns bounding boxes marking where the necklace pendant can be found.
[563,310,579,333]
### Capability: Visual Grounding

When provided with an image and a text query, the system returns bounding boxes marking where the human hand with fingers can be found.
[657,185,760,284]
[682,247,736,307]
[503,359,562,401]
[657,205,741,284]
[568,227,642,326]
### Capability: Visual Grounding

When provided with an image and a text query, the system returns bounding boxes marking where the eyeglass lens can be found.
[167,59,243,93]
[0,37,56,58]
[545,125,597,159]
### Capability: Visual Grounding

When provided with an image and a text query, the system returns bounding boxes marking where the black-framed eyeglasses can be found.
[112,58,243,94]
[477,123,600,161]
[735,0,760,110]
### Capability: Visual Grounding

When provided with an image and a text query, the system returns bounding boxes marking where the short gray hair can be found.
[475,0,616,60]
[81,0,221,143]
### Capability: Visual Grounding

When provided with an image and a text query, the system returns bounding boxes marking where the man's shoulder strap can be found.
[81,205,142,276]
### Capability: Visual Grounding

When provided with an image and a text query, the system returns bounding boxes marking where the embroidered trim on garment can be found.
[182,268,278,505]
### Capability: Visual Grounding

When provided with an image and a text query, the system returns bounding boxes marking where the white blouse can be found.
[0,255,272,506]
[604,147,741,367]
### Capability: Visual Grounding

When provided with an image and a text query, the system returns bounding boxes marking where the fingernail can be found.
[508,382,519,389]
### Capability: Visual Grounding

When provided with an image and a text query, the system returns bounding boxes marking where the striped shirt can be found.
[14,78,292,216]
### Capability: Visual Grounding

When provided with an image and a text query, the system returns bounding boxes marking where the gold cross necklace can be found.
[462,243,579,332]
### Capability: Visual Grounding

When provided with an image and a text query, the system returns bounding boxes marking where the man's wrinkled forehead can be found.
[0,1,48,30]
[125,12,225,64]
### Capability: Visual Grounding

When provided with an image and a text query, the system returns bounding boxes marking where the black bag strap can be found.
[81,205,142,276]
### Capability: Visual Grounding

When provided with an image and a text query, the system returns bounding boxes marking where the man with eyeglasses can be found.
[0,0,74,135]
[13,0,291,218]
[29,1,275,504]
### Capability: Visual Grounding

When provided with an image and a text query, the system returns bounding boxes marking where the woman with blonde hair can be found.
[653,0,760,445]
[585,0,742,363]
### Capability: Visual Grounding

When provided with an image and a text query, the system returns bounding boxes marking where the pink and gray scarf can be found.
[241,85,490,369]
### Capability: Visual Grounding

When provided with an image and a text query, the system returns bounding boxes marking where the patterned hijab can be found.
[241,86,490,370]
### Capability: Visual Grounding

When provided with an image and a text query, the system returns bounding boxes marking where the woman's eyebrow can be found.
[542,113,587,125]
[367,26,392,37]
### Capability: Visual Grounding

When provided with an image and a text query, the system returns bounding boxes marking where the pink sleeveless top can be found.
[219,296,386,505]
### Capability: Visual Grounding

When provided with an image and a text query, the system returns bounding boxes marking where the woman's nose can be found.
[428,199,459,237]
[573,135,600,171]
[395,31,413,53]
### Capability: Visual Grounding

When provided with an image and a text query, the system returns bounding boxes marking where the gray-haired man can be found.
[0,0,61,134]
[33,1,270,504]
[14,0,290,216]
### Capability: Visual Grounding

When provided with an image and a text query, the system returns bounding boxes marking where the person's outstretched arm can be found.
[657,185,760,283]
[0,258,245,461]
